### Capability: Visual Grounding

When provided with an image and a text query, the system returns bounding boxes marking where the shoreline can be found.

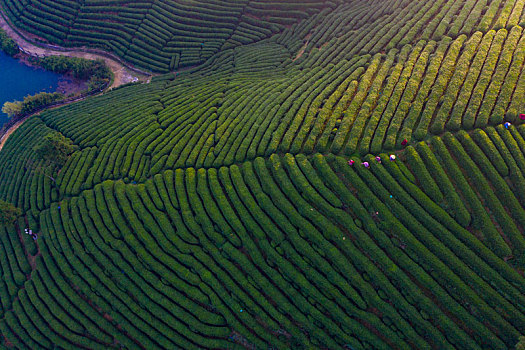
[0,9,153,90]
[0,8,155,152]
[0,91,93,152]
[13,53,87,96]
[0,115,28,151]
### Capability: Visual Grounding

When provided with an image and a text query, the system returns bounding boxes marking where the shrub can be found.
[0,201,21,226]
[0,28,18,56]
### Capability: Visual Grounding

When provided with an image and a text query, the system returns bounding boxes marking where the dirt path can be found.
[0,116,26,151]
[293,33,312,62]
[0,98,73,152]
[0,11,151,89]
[0,10,156,152]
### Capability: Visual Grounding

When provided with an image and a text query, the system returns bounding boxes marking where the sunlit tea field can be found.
[0,0,524,348]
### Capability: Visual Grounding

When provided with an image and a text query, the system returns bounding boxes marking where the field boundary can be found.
[0,6,157,153]
[0,7,153,78]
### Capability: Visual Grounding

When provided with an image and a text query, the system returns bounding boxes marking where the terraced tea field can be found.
[0,0,524,349]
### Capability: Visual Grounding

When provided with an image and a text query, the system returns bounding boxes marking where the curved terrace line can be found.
[0,9,156,152]
[0,9,152,89]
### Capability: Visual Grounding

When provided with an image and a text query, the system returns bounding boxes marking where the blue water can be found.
[0,50,64,126]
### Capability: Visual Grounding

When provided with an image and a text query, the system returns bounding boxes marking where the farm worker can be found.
[401,139,408,146]
[348,159,355,166]
[362,162,370,168]
[504,122,511,129]
[520,114,525,120]
[390,154,396,161]
[375,156,381,163]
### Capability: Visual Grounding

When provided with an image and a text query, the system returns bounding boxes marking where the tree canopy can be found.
[516,336,525,350]
[36,56,112,91]
[34,131,77,168]
[0,200,21,226]
[1,101,22,118]
[0,28,19,56]
[2,92,64,119]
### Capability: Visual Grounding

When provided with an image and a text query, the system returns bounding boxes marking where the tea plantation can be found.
[0,0,525,349]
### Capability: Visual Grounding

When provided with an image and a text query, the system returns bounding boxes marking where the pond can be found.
[0,50,65,127]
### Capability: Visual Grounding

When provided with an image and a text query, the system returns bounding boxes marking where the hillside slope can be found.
[1,0,345,72]
[0,0,524,349]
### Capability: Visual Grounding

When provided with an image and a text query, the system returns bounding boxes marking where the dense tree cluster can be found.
[33,131,77,169]
[0,28,18,56]
[0,200,20,226]
[36,56,112,91]
[2,92,63,118]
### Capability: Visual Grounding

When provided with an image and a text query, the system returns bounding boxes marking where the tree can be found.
[29,131,77,184]
[516,336,525,350]
[34,131,77,168]
[0,200,21,226]
[2,92,63,119]
[0,29,19,56]
[25,158,57,183]
[1,101,22,118]
[19,92,63,115]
